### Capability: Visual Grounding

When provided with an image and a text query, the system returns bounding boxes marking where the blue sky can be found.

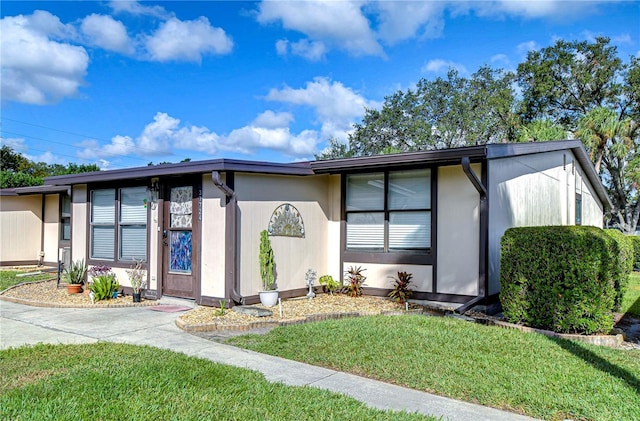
[1,1,639,170]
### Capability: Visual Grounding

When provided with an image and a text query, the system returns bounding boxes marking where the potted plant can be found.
[258,230,278,307]
[127,259,147,303]
[63,259,87,294]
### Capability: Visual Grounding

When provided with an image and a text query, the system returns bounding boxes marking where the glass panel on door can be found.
[169,186,192,274]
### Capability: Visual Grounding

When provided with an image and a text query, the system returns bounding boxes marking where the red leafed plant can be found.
[388,271,413,304]
[343,266,366,297]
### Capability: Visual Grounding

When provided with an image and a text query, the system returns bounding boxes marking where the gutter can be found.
[457,157,488,315]
[212,171,244,305]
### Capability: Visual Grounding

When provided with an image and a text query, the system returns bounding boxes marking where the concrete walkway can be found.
[0,300,536,421]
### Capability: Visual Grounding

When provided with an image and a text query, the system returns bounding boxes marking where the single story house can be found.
[1,141,609,310]
[0,185,71,267]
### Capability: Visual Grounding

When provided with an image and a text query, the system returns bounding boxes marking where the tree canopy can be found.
[0,146,100,188]
[317,37,639,233]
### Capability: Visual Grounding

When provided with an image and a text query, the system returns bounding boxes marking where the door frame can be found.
[159,179,201,301]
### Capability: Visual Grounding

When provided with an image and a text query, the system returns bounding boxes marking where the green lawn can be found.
[0,269,53,291]
[621,271,640,317]
[227,315,640,421]
[0,343,433,421]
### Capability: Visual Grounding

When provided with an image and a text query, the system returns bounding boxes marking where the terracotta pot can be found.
[66,284,82,294]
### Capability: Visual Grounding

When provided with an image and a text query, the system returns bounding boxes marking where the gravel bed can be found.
[178,294,413,331]
[0,279,154,307]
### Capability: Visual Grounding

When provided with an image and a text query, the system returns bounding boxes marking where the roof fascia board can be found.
[45,159,313,185]
[311,145,487,173]
[14,185,71,195]
[485,140,583,159]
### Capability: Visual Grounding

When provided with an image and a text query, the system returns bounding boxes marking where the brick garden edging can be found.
[483,319,624,348]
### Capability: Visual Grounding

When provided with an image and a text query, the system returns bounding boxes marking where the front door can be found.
[162,184,199,299]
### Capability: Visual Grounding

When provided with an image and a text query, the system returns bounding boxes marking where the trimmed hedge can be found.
[604,229,633,310]
[630,235,640,270]
[500,226,629,335]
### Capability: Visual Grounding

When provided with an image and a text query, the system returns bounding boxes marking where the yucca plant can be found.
[63,259,87,285]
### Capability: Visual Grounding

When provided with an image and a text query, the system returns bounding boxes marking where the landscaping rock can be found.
[232,305,273,317]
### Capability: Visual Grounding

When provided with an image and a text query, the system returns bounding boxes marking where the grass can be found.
[0,269,53,291]
[227,315,640,421]
[621,271,640,317]
[0,343,433,421]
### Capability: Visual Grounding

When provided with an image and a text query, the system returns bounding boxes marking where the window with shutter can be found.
[345,169,431,252]
[89,186,147,263]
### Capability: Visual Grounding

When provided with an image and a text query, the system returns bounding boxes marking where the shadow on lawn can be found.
[546,336,640,395]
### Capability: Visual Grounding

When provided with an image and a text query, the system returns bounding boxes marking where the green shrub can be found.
[604,229,633,310]
[89,266,120,302]
[629,235,640,270]
[500,226,617,334]
[319,275,340,295]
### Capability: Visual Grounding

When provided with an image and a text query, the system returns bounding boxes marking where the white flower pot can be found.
[259,290,279,307]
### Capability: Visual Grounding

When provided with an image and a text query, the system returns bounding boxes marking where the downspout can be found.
[212,171,244,305]
[456,157,488,314]
[40,194,45,266]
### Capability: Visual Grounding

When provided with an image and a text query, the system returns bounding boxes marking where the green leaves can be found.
[500,226,631,334]
[0,145,101,188]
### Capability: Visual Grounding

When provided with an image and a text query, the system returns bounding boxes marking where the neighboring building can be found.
[0,185,71,267]
[0,141,609,309]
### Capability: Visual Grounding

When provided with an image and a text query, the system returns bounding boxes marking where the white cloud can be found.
[275,39,289,56]
[25,9,77,39]
[582,30,632,45]
[81,14,133,54]
[257,0,383,57]
[257,1,613,59]
[265,77,379,142]
[491,54,510,66]
[1,137,28,153]
[29,151,59,165]
[252,110,294,128]
[276,38,327,61]
[137,112,181,153]
[144,17,233,62]
[375,1,445,44]
[517,40,540,58]
[79,76,378,161]
[471,0,603,20]
[0,11,88,105]
[224,126,319,156]
[421,59,467,74]
[108,1,170,19]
